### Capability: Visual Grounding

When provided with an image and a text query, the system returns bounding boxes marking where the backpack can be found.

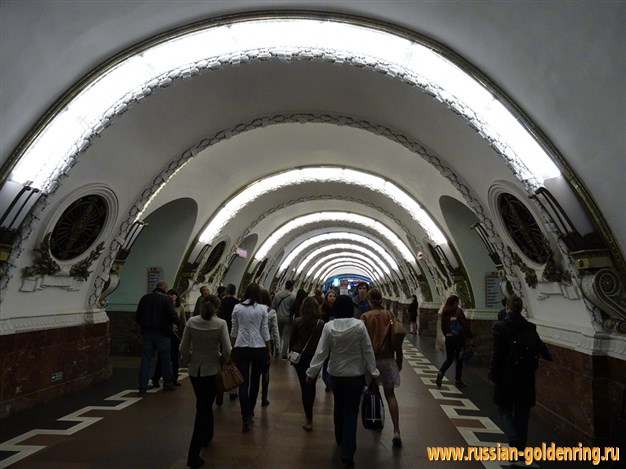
[450,317,464,336]
[506,323,540,373]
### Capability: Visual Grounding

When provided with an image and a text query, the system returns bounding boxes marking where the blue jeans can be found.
[138,333,172,391]
[234,347,266,421]
[330,375,365,462]
[498,404,530,450]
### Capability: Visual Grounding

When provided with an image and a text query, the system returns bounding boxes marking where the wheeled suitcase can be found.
[361,384,384,430]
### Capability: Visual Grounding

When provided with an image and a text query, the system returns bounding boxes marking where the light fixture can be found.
[116,221,148,261]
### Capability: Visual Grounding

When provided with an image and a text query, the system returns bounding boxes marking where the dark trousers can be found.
[187,374,217,463]
[330,375,365,462]
[294,353,316,420]
[234,347,265,421]
[152,333,180,384]
[498,404,531,450]
[440,334,464,380]
[261,360,270,402]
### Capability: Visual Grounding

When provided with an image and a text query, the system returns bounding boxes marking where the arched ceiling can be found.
[0,3,624,341]
[2,1,624,246]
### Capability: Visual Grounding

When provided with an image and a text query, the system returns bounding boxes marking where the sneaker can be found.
[302,420,313,431]
[455,380,467,389]
[435,372,443,388]
[392,434,402,447]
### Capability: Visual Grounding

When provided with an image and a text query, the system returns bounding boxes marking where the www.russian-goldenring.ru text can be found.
[427,442,619,465]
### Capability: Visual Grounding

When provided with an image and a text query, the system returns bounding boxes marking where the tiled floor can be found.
[0,334,607,468]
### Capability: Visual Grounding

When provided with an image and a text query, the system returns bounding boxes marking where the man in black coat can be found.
[489,295,552,450]
[136,280,180,395]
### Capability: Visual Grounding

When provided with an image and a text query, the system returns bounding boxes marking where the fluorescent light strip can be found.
[10,17,559,213]
[255,211,414,261]
[300,249,386,278]
[318,262,376,283]
[307,255,384,281]
[199,167,445,246]
[278,233,398,273]
[300,243,391,277]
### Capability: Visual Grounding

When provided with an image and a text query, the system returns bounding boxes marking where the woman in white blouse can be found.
[230,283,271,432]
[180,294,231,468]
[306,294,379,467]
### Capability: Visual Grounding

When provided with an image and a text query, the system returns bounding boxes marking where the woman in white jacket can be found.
[231,283,271,432]
[306,295,379,467]
[180,294,231,468]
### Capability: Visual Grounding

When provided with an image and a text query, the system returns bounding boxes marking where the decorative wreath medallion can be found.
[498,193,548,265]
[50,194,107,260]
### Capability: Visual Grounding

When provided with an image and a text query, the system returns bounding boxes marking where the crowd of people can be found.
[135,279,551,468]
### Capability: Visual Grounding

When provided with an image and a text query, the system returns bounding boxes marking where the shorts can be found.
[375,358,401,389]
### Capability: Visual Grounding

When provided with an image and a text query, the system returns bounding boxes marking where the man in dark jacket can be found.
[136,280,180,395]
[489,295,552,450]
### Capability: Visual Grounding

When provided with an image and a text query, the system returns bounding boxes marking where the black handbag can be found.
[361,384,384,430]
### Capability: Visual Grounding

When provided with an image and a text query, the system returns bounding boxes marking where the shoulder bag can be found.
[387,311,406,350]
[289,320,322,365]
[217,359,244,393]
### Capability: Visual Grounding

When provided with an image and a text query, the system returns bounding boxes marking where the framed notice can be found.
[147,266,163,293]
[484,272,501,308]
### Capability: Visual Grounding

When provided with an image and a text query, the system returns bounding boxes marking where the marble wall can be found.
[534,343,626,445]
[0,322,111,418]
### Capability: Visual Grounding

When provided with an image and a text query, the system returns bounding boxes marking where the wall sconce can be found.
[433,244,453,271]
[1,181,42,240]
[115,221,148,261]
[471,222,503,267]
[186,242,210,270]
[1,181,43,267]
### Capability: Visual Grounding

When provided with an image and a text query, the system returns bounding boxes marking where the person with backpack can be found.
[436,294,472,389]
[489,295,552,451]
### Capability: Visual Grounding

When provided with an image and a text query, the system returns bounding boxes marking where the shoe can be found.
[282,354,288,360]
[261,400,270,407]
[325,384,331,392]
[342,458,355,467]
[302,421,313,431]
[229,392,238,400]
[455,380,466,389]
[435,372,443,388]
[392,434,402,447]
[138,390,147,397]
[174,381,181,386]
[187,456,204,468]
[242,421,251,433]
[151,380,160,388]
[163,386,176,392]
